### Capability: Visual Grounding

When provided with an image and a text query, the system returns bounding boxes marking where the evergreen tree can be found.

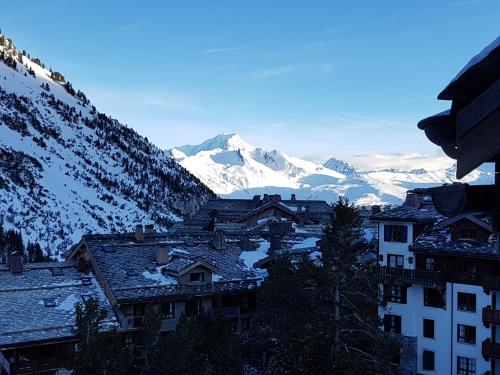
[249,197,400,374]
[73,298,134,375]
[153,309,245,375]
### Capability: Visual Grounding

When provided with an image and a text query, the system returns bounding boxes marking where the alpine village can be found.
[0,11,500,375]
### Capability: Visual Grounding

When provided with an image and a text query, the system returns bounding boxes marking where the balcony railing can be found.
[482,274,500,292]
[482,340,500,359]
[378,266,444,286]
[483,307,500,326]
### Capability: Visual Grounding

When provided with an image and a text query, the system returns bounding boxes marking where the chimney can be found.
[155,244,170,265]
[252,195,261,208]
[291,193,296,201]
[212,230,226,250]
[9,251,24,274]
[404,191,419,208]
[135,224,144,242]
[269,194,279,203]
[263,194,269,204]
[144,224,155,234]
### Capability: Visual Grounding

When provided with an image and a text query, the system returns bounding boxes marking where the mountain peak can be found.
[172,133,255,157]
[324,158,358,177]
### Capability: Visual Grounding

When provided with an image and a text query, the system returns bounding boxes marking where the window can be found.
[423,319,434,339]
[386,284,407,304]
[422,350,435,371]
[43,298,57,307]
[457,292,476,312]
[425,257,435,271]
[424,288,445,308]
[384,225,408,243]
[190,272,205,282]
[51,268,63,276]
[387,254,404,269]
[185,299,202,317]
[383,314,401,334]
[457,356,476,375]
[458,228,478,241]
[457,324,476,345]
[162,301,175,319]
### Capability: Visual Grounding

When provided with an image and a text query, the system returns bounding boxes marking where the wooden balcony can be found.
[482,340,500,359]
[483,307,500,326]
[482,274,500,292]
[378,266,444,286]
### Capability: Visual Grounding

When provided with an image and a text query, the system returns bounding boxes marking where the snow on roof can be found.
[0,262,116,348]
[445,35,500,90]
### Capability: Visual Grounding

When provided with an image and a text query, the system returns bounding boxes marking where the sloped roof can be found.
[185,198,332,226]
[0,261,116,349]
[75,231,263,303]
[410,225,497,259]
[437,212,492,232]
[370,205,442,223]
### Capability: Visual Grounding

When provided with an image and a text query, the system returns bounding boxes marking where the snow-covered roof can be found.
[447,36,500,89]
[439,35,500,100]
[0,261,116,349]
[410,226,497,259]
[370,205,442,223]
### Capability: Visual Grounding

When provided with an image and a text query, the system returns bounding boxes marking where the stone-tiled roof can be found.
[370,204,443,223]
[0,261,116,349]
[410,226,497,259]
[76,229,324,304]
[185,198,332,227]
[78,232,262,303]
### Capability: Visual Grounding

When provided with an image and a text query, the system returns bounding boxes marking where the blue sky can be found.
[2,1,500,159]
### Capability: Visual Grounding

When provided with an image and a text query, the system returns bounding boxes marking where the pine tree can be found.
[73,298,134,375]
[249,197,400,374]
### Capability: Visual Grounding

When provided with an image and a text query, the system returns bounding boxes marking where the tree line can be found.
[0,218,48,264]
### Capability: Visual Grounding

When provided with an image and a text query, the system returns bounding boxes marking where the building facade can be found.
[373,190,500,375]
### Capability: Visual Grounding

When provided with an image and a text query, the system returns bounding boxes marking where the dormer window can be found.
[458,228,478,241]
[384,225,408,243]
[190,272,205,282]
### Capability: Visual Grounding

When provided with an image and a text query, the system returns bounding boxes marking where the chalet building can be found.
[372,187,500,375]
[65,223,323,355]
[184,194,333,230]
[0,259,116,375]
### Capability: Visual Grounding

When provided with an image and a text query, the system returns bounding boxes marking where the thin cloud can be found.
[204,45,247,54]
[452,0,488,5]
[250,64,307,79]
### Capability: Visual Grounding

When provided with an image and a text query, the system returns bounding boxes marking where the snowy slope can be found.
[0,33,214,258]
[170,134,493,206]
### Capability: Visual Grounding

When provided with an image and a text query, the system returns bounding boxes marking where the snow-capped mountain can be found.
[170,134,493,206]
[0,32,214,258]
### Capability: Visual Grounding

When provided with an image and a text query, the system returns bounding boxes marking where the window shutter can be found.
[384,225,391,242]
[401,226,408,242]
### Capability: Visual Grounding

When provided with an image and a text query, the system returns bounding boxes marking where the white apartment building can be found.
[372,190,500,375]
